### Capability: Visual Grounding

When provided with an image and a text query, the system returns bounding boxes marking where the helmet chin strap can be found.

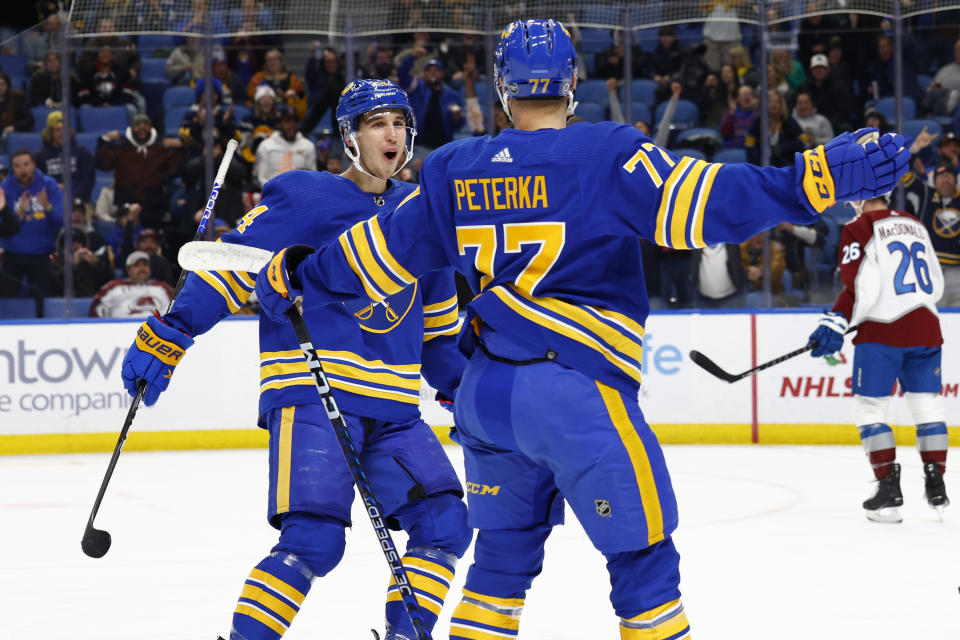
[343,130,415,179]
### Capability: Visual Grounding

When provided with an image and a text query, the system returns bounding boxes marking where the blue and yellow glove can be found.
[808,311,848,358]
[255,245,315,323]
[121,314,195,406]
[796,128,908,214]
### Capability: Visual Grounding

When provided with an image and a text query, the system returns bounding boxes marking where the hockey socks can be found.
[619,600,691,640]
[857,423,896,479]
[385,547,457,638]
[449,589,524,640]
[231,552,313,640]
[916,421,948,475]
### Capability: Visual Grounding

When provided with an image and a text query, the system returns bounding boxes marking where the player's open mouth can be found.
[384,150,398,160]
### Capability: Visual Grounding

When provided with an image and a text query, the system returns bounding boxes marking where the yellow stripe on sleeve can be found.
[424,308,460,329]
[689,162,721,248]
[275,407,295,516]
[218,270,254,304]
[668,160,708,250]
[322,361,422,392]
[654,157,694,247]
[249,568,307,605]
[196,271,242,313]
[350,222,406,297]
[234,270,256,287]
[339,227,386,301]
[423,294,458,313]
[368,215,415,285]
[595,383,664,546]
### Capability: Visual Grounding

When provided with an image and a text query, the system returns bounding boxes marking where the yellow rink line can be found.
[2,424,958,455]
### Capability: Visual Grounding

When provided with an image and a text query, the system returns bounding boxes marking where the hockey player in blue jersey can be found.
[254,20,909,639]
[120,80,471,640]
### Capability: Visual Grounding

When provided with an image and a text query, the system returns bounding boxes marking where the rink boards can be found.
[1,310,957,454]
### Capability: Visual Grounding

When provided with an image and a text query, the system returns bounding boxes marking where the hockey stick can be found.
[690,326,858,383]
[179,240,273,273]
[284,304,432,640]
[81,140,239,559]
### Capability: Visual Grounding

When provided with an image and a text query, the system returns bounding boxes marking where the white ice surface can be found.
[1,445,958,639]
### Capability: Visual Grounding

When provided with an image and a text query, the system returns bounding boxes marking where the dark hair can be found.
[10,148,34,163]
[0,72,10,91]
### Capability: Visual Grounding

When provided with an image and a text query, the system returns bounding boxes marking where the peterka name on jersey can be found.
[453,175,549,212]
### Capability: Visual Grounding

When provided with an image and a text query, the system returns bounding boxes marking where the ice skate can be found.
[923,462,949,521]
[863,463,903,523]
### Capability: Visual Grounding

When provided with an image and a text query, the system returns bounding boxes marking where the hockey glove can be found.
[255,245,315,323]
[808,311,848,358]
[795,128,908,215]
[121,313,195,406]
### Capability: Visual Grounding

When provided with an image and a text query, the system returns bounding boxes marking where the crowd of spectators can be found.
[1,2,960,318]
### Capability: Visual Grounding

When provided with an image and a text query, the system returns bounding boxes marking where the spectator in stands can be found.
[720,84,755,149]
[691,243,746,308]
[183,137,248,226]
[164,34,204,86]
[792,90,834,148]
[728,45,759,88]
[362,47,397,81]
[34,110,95,201]
[901,159,960,306]
[173,0,227,37]
[868,34,921,104]
[924,39,960,117]
[28,51,78,108]
[0,72,34,133]
[0,187,19,239]
[179,78,239,157]
[797,1,846,65]
[96,113,184,229]
[397,56,464,151]
[609,78,676,147]
[745,90,803,167]
[50,226,113,297]
[595,29,651,80]
[226,0,279,84]
[135,227,173,285]
[438,24,487,80]
[0,149,63,317]
[775,219,828,292]
[77,27,140,79]
[768,63,791,102]
[324,155,343,174]
[22,11,62,74]
[89,250,174,318]
[254,105,315,188]
[863,108,893,134]
[240,84,281,160]
[770,49,805,92]
[652,26,683,90]
[701,63,739,128]
[105,201,142,268]
[702,0,743,71]
[212,49,245,105]
[799,54,855,133]
[741,232,786,295]
[77,44,139,114]
[69,198,107,255]
[826,36,854,90]
[302,44,346,135]
[247,49,307,120]
[393,31,439,79]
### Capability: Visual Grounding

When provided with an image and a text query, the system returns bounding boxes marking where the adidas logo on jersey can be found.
[491,147,513,163]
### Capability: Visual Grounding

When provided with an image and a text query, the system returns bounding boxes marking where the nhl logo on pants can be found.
[595,499,612,517]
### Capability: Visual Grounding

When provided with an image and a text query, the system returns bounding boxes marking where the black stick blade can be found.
[81,526,112,558]
[689,350,739,383]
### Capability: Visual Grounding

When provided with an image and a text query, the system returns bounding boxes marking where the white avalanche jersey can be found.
[90,279,174,318]
[849,210,944,326]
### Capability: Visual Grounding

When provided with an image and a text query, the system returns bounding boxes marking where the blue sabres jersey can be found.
[165,170,464,421]
[298,122,819,395]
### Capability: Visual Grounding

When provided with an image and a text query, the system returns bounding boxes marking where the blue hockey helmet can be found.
[336,79,416,177]
[494,19,578,119]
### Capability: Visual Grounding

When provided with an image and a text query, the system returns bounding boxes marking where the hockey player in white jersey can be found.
[808,195,949,522]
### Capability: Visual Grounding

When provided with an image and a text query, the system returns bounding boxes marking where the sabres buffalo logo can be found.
[344,282,418,333]
[933,207,960,239]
